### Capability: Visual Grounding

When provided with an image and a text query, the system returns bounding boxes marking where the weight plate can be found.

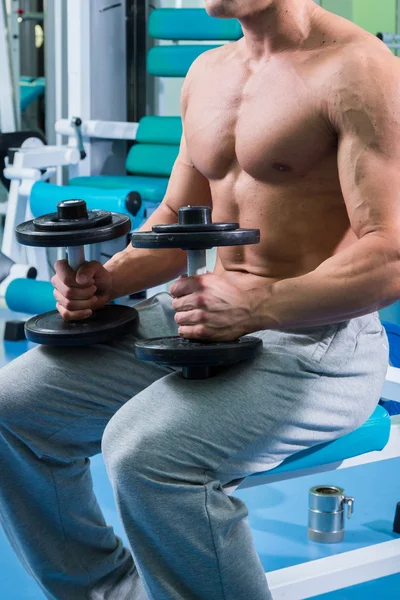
[16,213,131,247]
[152,222,239,233]
[25,305,138,346]
[134,335,263,367]
[33,210,112,232]
[131,228,260,250]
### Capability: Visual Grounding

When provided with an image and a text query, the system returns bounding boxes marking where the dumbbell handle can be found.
[187,249,207,277]
[67,246,86,272]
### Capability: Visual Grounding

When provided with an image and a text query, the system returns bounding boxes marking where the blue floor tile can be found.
[235,458,400,572]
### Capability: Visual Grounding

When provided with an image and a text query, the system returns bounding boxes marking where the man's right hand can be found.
[52,260,113,321]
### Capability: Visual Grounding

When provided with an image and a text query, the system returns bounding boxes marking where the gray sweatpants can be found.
[0,293,389,600]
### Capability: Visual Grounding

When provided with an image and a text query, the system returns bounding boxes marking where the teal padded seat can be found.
[69,175,169,205]
[148,8,242,40]
[30,181,147,228]
[249,404,391,479]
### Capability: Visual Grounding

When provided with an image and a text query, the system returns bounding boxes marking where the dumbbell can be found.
[15,199,138,346]
[131,206,263,379]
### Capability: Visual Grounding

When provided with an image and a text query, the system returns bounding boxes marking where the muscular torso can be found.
[182,13,377,289]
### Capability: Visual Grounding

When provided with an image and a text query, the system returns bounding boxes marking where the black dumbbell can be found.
[131,206,263,379]
[15,200,138,346]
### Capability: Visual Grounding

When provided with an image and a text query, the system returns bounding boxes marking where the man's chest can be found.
[184,62,337,183]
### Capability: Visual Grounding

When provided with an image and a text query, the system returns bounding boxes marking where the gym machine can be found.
[0,0,147,324]
[0,129,46,313]
[2,0,145,282]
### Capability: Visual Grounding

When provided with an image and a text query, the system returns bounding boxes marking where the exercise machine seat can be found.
[247,323,395,479]
[248,404,390,479]
[30,181,150,227]
[68,175,169,206]
[247,318,397,478]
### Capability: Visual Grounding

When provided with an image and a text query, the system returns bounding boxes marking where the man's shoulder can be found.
[321,29,400,132]
[180,43,235,114]
[325,22,397,82]
[185,42,237,79]
[320,27,399,109]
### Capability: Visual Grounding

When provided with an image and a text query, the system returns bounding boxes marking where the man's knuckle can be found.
[195,293,204,305]
[64,299,75,310]
[64,288,74,300]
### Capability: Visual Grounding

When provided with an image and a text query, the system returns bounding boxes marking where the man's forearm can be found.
[104,203,187,300]
[250,232,400,330]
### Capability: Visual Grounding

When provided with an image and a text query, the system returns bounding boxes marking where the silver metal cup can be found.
[308,485,354,543]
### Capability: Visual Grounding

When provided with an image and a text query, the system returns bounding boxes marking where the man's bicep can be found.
[338,135,400,238]
[162,134,212,216]
[335,53,400,238]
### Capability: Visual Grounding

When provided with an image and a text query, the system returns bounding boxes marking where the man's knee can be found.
[102,396,188,487]
[102,396,210,490]
[102,404,156,478]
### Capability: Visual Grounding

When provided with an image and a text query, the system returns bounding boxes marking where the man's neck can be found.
[239,0,320,59]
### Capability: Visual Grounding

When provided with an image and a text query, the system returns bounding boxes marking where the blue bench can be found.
[245,404,390,484]
[240,323,396,487]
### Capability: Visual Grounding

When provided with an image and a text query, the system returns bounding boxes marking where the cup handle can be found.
[344,496,355,519]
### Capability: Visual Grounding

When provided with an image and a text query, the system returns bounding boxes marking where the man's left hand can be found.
[170,273,255,341]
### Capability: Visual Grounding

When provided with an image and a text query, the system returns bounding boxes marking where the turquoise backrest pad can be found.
[147,44,219,77]
[136,116,182,145]
[125,117,181,176]
[149,8,242,41]
[126,144,179,177]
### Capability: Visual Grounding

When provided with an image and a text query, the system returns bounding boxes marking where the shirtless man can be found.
[0,1,397,599]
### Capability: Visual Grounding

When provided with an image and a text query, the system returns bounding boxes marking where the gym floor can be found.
[0,308,399,599]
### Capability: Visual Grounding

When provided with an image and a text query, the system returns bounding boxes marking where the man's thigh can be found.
[0,293,178,459]
[103,311,388,487]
